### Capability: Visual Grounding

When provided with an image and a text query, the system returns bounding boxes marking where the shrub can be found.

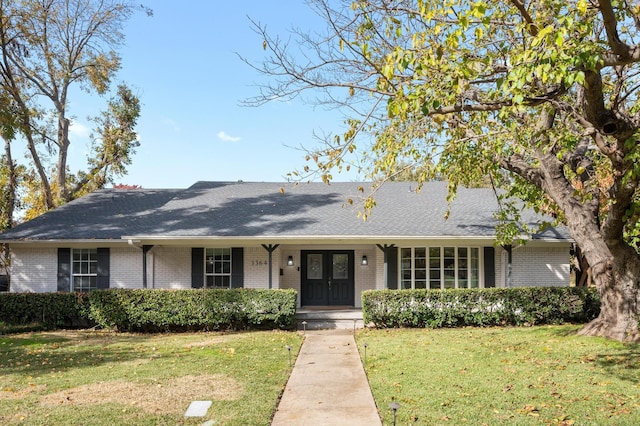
[0,289,297,333]
[361,287,600,328]
[0,292,90,330]
[87,288,298,332]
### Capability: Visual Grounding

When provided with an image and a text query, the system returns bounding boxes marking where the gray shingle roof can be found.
[0,181,570,241]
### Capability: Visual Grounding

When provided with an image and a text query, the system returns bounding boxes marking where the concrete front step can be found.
[295,309,365,330]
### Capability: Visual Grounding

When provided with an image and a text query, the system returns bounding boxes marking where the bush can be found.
[0,289,297,333]
[87,288,298,332]
[0,292,90,330]
[362,287,600,328]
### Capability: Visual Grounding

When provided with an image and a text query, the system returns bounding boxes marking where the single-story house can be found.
[0,181,572,307]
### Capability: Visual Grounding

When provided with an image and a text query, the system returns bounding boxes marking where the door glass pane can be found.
[307,254,323,279]
[333,254,348,279]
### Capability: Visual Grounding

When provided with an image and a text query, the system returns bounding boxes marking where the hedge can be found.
[0,292,91,330]
[0,289,297,332]
[87,288,298,332]
[362,287,601,328]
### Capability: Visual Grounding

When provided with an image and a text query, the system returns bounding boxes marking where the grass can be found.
[0,329,303,425]
[4,325,640,425]
[357,325,640,425]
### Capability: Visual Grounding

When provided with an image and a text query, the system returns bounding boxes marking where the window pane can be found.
[444,247,455,288]
[401,248,412,289]
[458,247,468,288]
[205,248,232,289]
[429,247,441,289]
[72,249,97,292]
[332,254,348,279]
[307,254,323,280]
[470,247,480,288]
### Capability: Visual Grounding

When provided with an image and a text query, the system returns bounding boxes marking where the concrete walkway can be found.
[271,330,382,426]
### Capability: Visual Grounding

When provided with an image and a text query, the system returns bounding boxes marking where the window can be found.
[400,246,481,289]
[72,248,97,291]
[205,248,231,288]
[401,248,427,289]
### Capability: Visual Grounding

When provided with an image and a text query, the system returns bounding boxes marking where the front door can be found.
[301,250,354,306]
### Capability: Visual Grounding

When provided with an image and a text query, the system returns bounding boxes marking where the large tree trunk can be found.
[578,246,640,341]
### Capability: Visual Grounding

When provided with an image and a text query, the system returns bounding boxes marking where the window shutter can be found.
[191,248,204,288]
[231,247,244,288]
[96,248,110,289]
[484,247,495,288]
[57,248,71,292]
[387,246,398,290]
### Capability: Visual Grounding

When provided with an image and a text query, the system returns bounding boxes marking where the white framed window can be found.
[205,248,231,288]
[400,246,481,289]
[72,248,97,291]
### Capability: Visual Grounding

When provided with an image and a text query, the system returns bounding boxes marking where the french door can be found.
[301,250,354,306]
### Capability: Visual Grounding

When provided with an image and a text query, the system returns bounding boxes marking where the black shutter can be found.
[387,247,398,290]
[96,248,110,289]
[57,248,71,292]
[191,248,204,288]
[231,247,244,288]
[484,246,495,288]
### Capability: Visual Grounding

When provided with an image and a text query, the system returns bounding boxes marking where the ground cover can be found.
[0,329,302,425]
[358,325,640,425]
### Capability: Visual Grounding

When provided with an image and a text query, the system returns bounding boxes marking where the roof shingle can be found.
[0,181,570,241]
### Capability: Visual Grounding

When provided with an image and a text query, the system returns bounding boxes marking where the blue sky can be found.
[67,1,362,188]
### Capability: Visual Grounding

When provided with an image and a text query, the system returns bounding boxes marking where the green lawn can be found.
[4,325,640,425]
[358,325,640,425]
[0,329,303,425]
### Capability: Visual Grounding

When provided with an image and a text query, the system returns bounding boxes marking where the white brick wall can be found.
[244,246,279,289]
[512,245,570,287]
[354,247,376,308]
[10,247,58,293]
[111,247,143,289]
[151,246,191,289]
[8,242,570,294]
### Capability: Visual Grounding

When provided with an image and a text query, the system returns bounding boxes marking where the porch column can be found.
[261,244,280,289]
[142,245,153,289]
[501,244,513,287]
[376,244,397,289]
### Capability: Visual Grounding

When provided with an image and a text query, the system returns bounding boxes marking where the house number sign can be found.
[251,260,269,267]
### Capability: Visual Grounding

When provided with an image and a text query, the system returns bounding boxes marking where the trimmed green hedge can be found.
[362,287,600,328]
[0,292,90,330]
[87,289,298,332]
[0,289,297,332]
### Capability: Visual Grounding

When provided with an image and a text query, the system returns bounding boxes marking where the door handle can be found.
[328,278,332,290]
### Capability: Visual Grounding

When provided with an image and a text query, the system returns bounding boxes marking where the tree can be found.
[249,0,640,341]
[0,0,147,219]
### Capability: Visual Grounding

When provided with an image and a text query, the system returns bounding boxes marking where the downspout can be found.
[261,244,280,289]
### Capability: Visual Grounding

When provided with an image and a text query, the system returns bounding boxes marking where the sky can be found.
[66,0,363,189]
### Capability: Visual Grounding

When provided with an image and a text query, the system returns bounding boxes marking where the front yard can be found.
[0,329,303,425]
[3,325,640,425]
[360,325,640,425]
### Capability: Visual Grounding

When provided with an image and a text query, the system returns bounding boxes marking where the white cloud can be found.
[69,121,91,139]
[217,131,241,142]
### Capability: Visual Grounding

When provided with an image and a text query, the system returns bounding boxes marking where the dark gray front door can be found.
[301,250,354,306]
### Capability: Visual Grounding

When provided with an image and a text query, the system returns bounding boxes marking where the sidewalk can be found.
[271,330,382,426]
